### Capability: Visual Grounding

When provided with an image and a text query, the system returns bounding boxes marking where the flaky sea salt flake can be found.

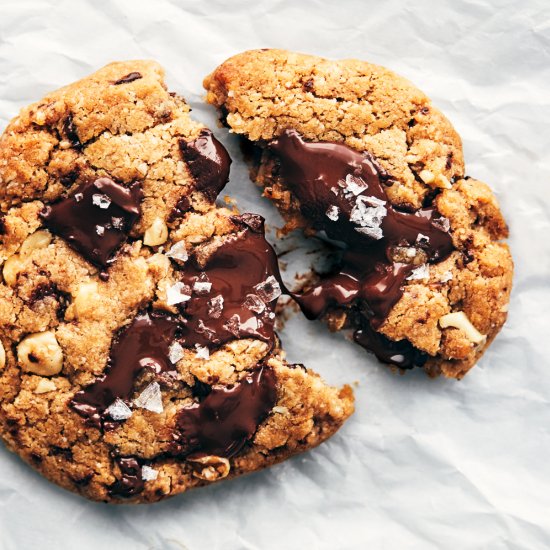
[168,341,185,364]
[141,465,158,481]
[341,173,369,196]
[326,205,340,221]
[166,241,188,263]
[207,294,224,318]
[440,270,453,283]
[133,381,163,414]
[254,275,282,303]
[243,293,265,314]
[166,282,191,306]
[407,264,430,281]
[95,225,105,236]
[106,398,133,421]
[92,193,111,209]
[195,345,210,360]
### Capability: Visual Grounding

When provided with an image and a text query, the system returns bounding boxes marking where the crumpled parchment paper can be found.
[1,0,549,548]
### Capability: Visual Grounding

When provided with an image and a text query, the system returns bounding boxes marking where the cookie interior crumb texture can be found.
[204,49,513,379]
[0,60,354,503]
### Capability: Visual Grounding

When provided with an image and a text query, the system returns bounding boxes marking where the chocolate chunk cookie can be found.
[204,49,513,379]
[0,61,354,503]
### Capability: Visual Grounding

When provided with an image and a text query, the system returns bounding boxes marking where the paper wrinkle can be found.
[1,0,550,548]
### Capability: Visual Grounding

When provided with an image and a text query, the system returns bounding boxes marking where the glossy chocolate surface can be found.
[41,177,142,268]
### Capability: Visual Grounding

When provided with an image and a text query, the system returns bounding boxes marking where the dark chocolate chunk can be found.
[41,177,143,268]
[173,366,277,458]
[113,72,143,85]
[179,129,231,201]
[269,129,454,336]
[62,114,82,149]
[168,196,192,222]
[109,456,144,498]
[176,222,283,349]
[29,283,71,320]
[70,311,179,428]
[354,322,427,369]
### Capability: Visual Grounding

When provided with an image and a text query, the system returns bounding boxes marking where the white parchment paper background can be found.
[1,0,549,548]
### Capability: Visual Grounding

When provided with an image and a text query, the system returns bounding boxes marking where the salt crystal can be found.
[92,193,111,209]
[223,314,242,337]
[166,241,188,263]
[74,192,84,202]
[435,217,451,232]
[268,311,276,320]
[340,173,369,196]
[168,341,185,364]
[195,345,210,360]
[254,275,282,303]
[405,247,417,258]
[207,295,224,318]
[95,225,105,236]
[196,320,216,341]
[193,273,211,294]
[416,233,430,244]
[166,282,191,306]
[407,264,430,281]
[243,293,265,314]
[111,217,124,230]
[106,398,133,421]
[350,195,387,240]
[326,205,340,221]
[141,465,158,481]
[133,381,163,413]
[440,270,453,283]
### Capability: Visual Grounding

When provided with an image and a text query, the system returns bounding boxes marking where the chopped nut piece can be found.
[188,455,230,482]
[435,174,452,189]
[3,254,24,287]
[17,331,64,376]
[73,281,98,319]
[35,379,57,394]
[143,217,168,246]
[20,230,52,256]
[419,169,435,184]
[439,311,487,345]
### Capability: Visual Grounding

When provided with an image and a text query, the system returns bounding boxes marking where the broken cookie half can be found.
[0,60,353,503]
[204,49,513,379]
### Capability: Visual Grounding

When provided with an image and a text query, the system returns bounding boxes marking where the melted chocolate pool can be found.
[269,130,454,367]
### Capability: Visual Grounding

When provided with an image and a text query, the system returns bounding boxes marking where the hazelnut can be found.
[439,311,487,345]
[435,174,452,189]
[20,230,52,257]
[35,379,57,394]
[419,169,435,184]
[188,455,230,481]
[3,255,24,287]
[73,281,98,319]
[17,331,63,376]
[143,218,168,247]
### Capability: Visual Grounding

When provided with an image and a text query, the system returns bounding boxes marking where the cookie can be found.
[0,61,354,503]
[204,49,513,379]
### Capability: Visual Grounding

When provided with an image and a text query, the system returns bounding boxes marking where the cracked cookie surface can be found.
[0,61,354,503]
[204,49,513,379]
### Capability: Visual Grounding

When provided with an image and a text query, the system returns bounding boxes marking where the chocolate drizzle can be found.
[180,129,231,201]
[175,214,283,349]
[70,311,179,427]
[109,456,144,498]
[269,130,455,365]
[41,177,143,268]
[173,366,277,458]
